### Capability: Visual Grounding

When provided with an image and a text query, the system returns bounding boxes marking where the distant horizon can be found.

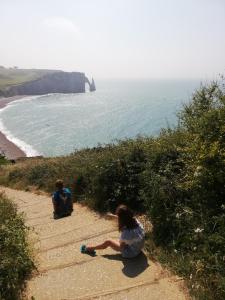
[0,65,217,82]
[1,0,225,80]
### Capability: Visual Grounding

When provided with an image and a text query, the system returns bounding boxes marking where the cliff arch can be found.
[85,77,96,92]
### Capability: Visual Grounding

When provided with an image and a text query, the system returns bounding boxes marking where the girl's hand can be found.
[105,212,118,219]
[119,241,126,249]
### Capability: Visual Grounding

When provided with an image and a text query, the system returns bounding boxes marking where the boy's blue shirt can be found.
[53,188,71,204]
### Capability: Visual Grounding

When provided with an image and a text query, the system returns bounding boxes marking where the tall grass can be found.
[0,193,35,300]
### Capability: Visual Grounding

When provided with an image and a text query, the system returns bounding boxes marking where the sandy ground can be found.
[0,96,27,159]
[1,186,190,300]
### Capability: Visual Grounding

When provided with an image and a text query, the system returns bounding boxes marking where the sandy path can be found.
[1,187,189,300]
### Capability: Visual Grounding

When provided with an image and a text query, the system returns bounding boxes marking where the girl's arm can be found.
[119,240,126,248]
[105,212,118,219]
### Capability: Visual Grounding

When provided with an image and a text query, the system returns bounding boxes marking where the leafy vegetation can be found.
[0,193,35,300]
[0,79,225,299]
[0,154,8,165]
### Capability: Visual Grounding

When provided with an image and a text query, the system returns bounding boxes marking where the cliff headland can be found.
[0,67,95,97]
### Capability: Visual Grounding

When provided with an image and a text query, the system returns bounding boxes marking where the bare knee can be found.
[104,239,121,251]
[104,239,113,247]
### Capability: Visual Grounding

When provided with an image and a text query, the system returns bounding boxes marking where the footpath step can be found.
[0,186,189,300]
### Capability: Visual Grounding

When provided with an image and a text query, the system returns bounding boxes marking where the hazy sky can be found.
[1,0,225,79]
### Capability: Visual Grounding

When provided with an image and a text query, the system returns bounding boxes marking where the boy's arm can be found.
[52,196,57,212]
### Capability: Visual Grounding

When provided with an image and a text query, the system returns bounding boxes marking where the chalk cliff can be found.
[85,77,96,92]
[2,71,95,97]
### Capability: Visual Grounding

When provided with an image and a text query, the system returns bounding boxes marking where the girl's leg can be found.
[87,239,121,252]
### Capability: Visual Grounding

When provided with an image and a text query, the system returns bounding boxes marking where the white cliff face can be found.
[90,78,96,91]
[4,72,89,97]
[84,76,96,92]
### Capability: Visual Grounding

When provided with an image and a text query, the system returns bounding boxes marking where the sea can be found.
[0,79,202,157]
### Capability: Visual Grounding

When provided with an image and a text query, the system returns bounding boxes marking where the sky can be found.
[1,0,225,79]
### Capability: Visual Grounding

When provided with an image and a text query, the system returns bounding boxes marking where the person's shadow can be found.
[102,251,149,278]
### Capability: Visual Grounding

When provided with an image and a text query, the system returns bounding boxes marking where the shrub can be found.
[0,193,35,300]
[88,146,146,212]
[142,80,225,299]
[0,154,9,166]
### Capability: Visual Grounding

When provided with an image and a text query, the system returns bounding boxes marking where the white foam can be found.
[0,95,42,157]
[0,119,40,157]
[2,95,42,109]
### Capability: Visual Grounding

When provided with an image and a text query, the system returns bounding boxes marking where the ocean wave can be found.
[0,119,40,157]
[6,95,43,108]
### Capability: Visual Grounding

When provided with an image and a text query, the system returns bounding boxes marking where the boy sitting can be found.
[52,180,73,219]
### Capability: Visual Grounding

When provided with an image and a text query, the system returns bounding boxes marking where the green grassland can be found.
[1,79,225,299]
[0,67,58,92]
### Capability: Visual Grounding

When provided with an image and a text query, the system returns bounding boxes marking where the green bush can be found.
[87,146,146,212]
[0,154,9,166]
[0,193,35,300]
[142,80,225,299]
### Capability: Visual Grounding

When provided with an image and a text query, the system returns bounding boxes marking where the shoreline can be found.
[0,96,27,160]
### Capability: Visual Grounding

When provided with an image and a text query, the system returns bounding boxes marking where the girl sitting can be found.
[81,205,145,258]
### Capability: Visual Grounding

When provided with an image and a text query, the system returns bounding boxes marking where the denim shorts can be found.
[121,241,144,258]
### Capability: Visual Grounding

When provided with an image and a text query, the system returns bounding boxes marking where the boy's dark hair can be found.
[116,205,138,231]
[55,179,64,189]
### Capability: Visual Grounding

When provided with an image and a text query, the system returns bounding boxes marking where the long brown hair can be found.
[116,205,138,231]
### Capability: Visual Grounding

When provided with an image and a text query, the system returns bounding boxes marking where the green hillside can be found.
[0,67,58,91]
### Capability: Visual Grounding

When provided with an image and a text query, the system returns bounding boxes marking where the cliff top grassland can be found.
[0,67,59,91]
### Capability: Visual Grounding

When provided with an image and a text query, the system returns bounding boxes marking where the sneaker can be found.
[80,244,96,256]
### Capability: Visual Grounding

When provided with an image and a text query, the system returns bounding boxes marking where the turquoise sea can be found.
[0,79,202,157]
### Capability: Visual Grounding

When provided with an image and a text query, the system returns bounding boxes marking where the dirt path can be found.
[1,187,189,300]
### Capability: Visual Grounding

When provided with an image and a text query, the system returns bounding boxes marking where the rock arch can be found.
[85,77,96,92]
